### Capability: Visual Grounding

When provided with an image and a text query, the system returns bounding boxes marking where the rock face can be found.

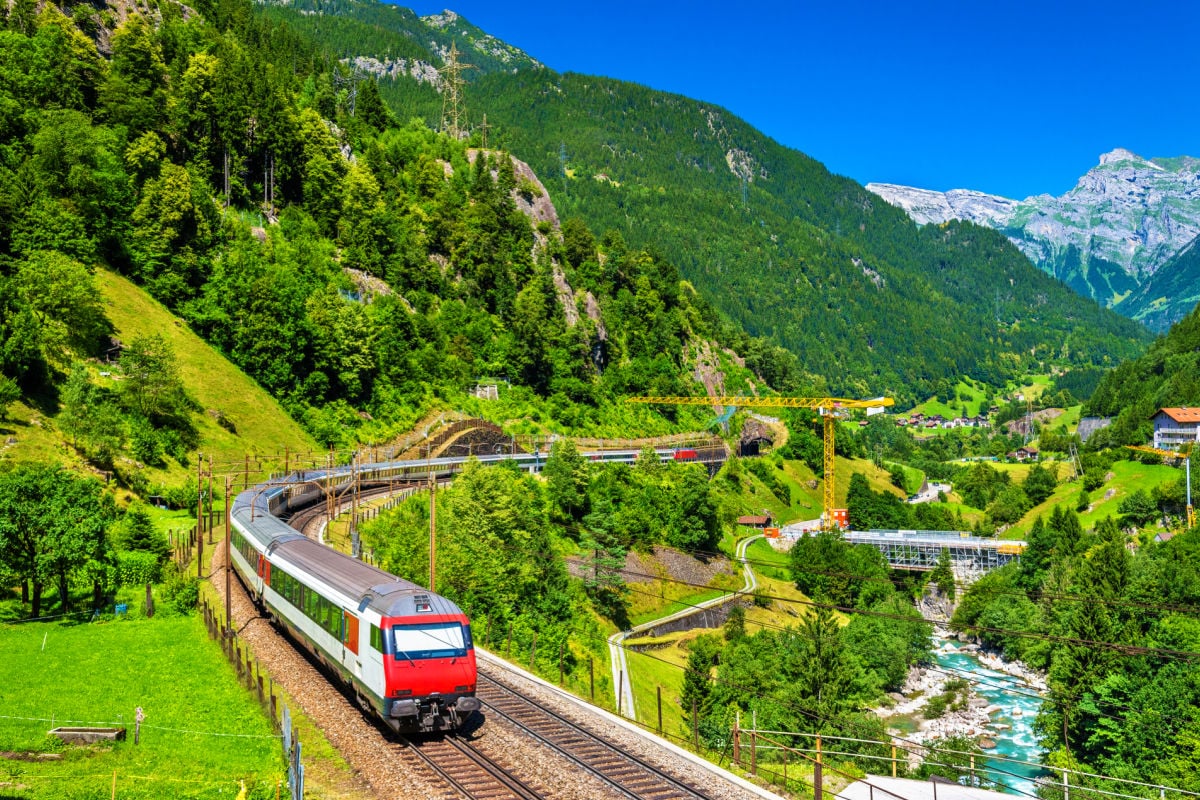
[867,149,1200,312]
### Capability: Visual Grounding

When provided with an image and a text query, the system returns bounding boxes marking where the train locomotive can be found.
[227,469,480,732]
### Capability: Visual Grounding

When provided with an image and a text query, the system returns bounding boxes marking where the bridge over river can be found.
[779,524,1025,573]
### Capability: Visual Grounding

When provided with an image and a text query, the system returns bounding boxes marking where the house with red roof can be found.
[1152,407,1200,450]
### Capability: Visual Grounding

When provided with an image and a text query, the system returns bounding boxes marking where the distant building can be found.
[737,515,771,528]
[1014,446,1039,462]
[1152,407,1200,449]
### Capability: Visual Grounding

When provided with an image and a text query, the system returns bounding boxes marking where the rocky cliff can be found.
[867,149,1200,314]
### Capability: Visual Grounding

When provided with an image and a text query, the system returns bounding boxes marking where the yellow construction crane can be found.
[1125,444,1194,529]
[626,395,894,529]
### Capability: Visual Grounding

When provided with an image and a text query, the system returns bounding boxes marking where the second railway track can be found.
[476,673,714,800]
[397,734,547,800]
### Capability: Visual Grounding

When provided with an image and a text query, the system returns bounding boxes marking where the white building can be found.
[1152,407,1200,449]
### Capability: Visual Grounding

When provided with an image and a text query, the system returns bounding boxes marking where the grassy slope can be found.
[3,272,317,482]
[0,615,281,798]
[624,567,820,738]
[908,380,989,418]
[96,270,318,477]
[718,454,900,530]
[1002,458,1181,538]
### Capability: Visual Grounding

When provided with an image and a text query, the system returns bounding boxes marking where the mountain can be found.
[868,149,1200,315]
[1121,233,1200,332]
[256,0,1152,404]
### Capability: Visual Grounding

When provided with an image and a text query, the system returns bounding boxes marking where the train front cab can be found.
[373,603,480,732]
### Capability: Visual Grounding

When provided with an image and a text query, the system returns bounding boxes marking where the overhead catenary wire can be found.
[615,578,1154,730]
[335,464,1198,792]
[611,581,1161,774]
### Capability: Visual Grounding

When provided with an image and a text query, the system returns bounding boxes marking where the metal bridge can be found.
[780,525,1025,573]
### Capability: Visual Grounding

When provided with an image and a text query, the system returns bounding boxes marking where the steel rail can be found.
[477,673,714,800]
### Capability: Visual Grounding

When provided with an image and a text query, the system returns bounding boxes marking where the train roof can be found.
[268,536,465,620]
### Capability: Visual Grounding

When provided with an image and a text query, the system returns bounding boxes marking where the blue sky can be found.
[408,0,1199,199]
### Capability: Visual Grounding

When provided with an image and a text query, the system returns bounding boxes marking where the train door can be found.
[343,612,361,678]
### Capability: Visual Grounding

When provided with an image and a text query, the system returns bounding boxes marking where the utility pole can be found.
[196,454,204,578]
[224,475,232,634]
[559,142,567,194]
[428,471,437,590]
[207,455,214,545]
[351,463,360,559]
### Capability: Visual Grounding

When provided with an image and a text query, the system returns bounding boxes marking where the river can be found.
[933,638,1048,796]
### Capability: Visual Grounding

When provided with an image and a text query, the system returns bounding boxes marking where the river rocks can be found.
[875,631,1048,759]
[974,648,1048,691]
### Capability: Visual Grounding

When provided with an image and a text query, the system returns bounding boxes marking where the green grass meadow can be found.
[1003,458,1181,538]
[0,615,283,799]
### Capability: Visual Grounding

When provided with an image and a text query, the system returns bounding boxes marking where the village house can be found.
[1012,446,1039,462]
[1151,407,1200,450]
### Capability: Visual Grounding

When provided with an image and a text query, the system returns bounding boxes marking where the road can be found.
[608,533,762,719]
[908,481,951,504]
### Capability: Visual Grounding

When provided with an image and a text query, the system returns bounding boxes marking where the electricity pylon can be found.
[438,43,474,140]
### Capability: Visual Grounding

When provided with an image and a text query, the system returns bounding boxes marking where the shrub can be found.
[161,565,199,615]
[117,550,162,586]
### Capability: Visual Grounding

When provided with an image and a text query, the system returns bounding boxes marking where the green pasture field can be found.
[1048,405,1083,434]
[907,379,989,418]
[0,615,282,799]
[1003,458,1182,538]
[743,537,791,581]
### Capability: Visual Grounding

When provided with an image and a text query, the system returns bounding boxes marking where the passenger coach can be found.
[227,472,479,731]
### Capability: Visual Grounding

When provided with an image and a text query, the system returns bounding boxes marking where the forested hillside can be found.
[1085,303,1200,446]
[1122,234,1200,333]
[0,0,815,476]
[951,511,1200,790]
[254,0,1152,405]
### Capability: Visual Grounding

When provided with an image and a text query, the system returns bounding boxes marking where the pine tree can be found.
[680,636,716,725]
[928,547,956,601]
[724,605,746,642]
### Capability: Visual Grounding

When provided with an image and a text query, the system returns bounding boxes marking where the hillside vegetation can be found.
[0,0,805,479]
[1086,303,1200,445]
[254,0,1151,406]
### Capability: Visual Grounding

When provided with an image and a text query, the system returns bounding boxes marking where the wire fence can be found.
[201,598,302,800]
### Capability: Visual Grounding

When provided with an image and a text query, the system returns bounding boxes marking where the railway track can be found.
[476,673,714,800]
[396,734,546,800]
[283,482,421,539]
[271,486,726,800]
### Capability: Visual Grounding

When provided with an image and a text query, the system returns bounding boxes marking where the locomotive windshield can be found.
[392,622,471,660]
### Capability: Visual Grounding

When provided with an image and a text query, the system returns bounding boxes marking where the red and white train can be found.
[228,467,480,732]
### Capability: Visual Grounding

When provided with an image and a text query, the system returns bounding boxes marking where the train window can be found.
[370,624,383,652]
